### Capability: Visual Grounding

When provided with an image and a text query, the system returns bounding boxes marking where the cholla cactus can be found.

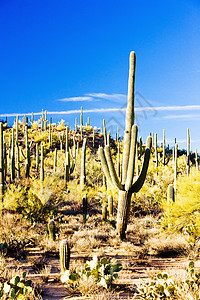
[99,52,152,239]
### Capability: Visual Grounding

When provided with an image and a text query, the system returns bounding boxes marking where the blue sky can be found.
[0,0,200,150]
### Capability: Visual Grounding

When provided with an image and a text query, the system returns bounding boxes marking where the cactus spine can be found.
[60,239,70,273]
[0,123,4,198]
[48,219,56,241]
[80,138,87,190]
[99,52,152,239]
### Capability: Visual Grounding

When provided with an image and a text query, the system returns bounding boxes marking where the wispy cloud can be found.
[136,105,200,112]
[57,93,126,104]
[87,93,126,102]
[57,96,94,102]
[1,104,200,118]
[157,114,200,120]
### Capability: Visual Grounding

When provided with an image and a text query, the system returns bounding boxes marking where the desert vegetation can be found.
[0,52,200,299]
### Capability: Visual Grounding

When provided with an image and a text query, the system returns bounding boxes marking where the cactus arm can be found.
[122,51,136,184]
[99,147,117,189]
[125,124,138,191]
[131,137,151,193]
[131,148,150,193]
[104,146,123,190]
[103,119,107,147]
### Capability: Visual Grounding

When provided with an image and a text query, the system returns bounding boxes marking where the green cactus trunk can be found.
[186,128,190,176]
[108,195,113,216]
[99,52,152,239]
[25,125,30,178]
[195,149,198,172]
[11,127,15,181]
[167,184,175,227]
[36,143,39,172]
[155,133,158,168]
[0,123,4,198]
[60,239,70,273]
[82,194,87,223]
[174,143,178,191]
[163,129,165,165]
[102,205,108,221]
[80,138,87,190]
[54,148,57,172]
[40,143,44,181]
[48,219,56,241]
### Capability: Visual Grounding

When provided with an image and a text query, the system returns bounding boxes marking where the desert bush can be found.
[162,170,200,245]
[0,213,43,255]
[146,233,190,257]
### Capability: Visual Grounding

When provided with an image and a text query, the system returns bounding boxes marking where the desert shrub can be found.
[2,185,27,212]
[162,170,200,244]
[146,233,190,257]
[0,213,43,254]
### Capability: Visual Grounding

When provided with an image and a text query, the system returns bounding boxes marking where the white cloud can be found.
[135,105,200,112]
[158,114,200,120]
[87,93,126,101]
[2,103,200,118]
[57,96,94,102]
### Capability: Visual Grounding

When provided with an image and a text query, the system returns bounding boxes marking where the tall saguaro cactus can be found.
[186,128,190,176]
[99,52,152,239]
[80,138,87,190]
[0,123,4,198]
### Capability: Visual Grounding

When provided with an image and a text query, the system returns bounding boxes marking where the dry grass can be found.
[146,233,190,257]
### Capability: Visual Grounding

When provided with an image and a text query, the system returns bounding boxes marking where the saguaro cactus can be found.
[48,219,56,241]
[40,143,44,181]
[0,123,4,198]
[186,128,190,176]
[82,194,87,223]
[60,239,70,273]
[163,129,165,165]
[195,149,198,172]
[108,195,113,216]
[102,205,108,221]
[167,184,175,227]
[99,52,152,239]
[80,138,87,190]
[154,133,158,168]
[64,126,76,183]
[174,143,178,191]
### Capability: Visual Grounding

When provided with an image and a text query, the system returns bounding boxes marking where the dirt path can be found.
[13,246,200,300]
